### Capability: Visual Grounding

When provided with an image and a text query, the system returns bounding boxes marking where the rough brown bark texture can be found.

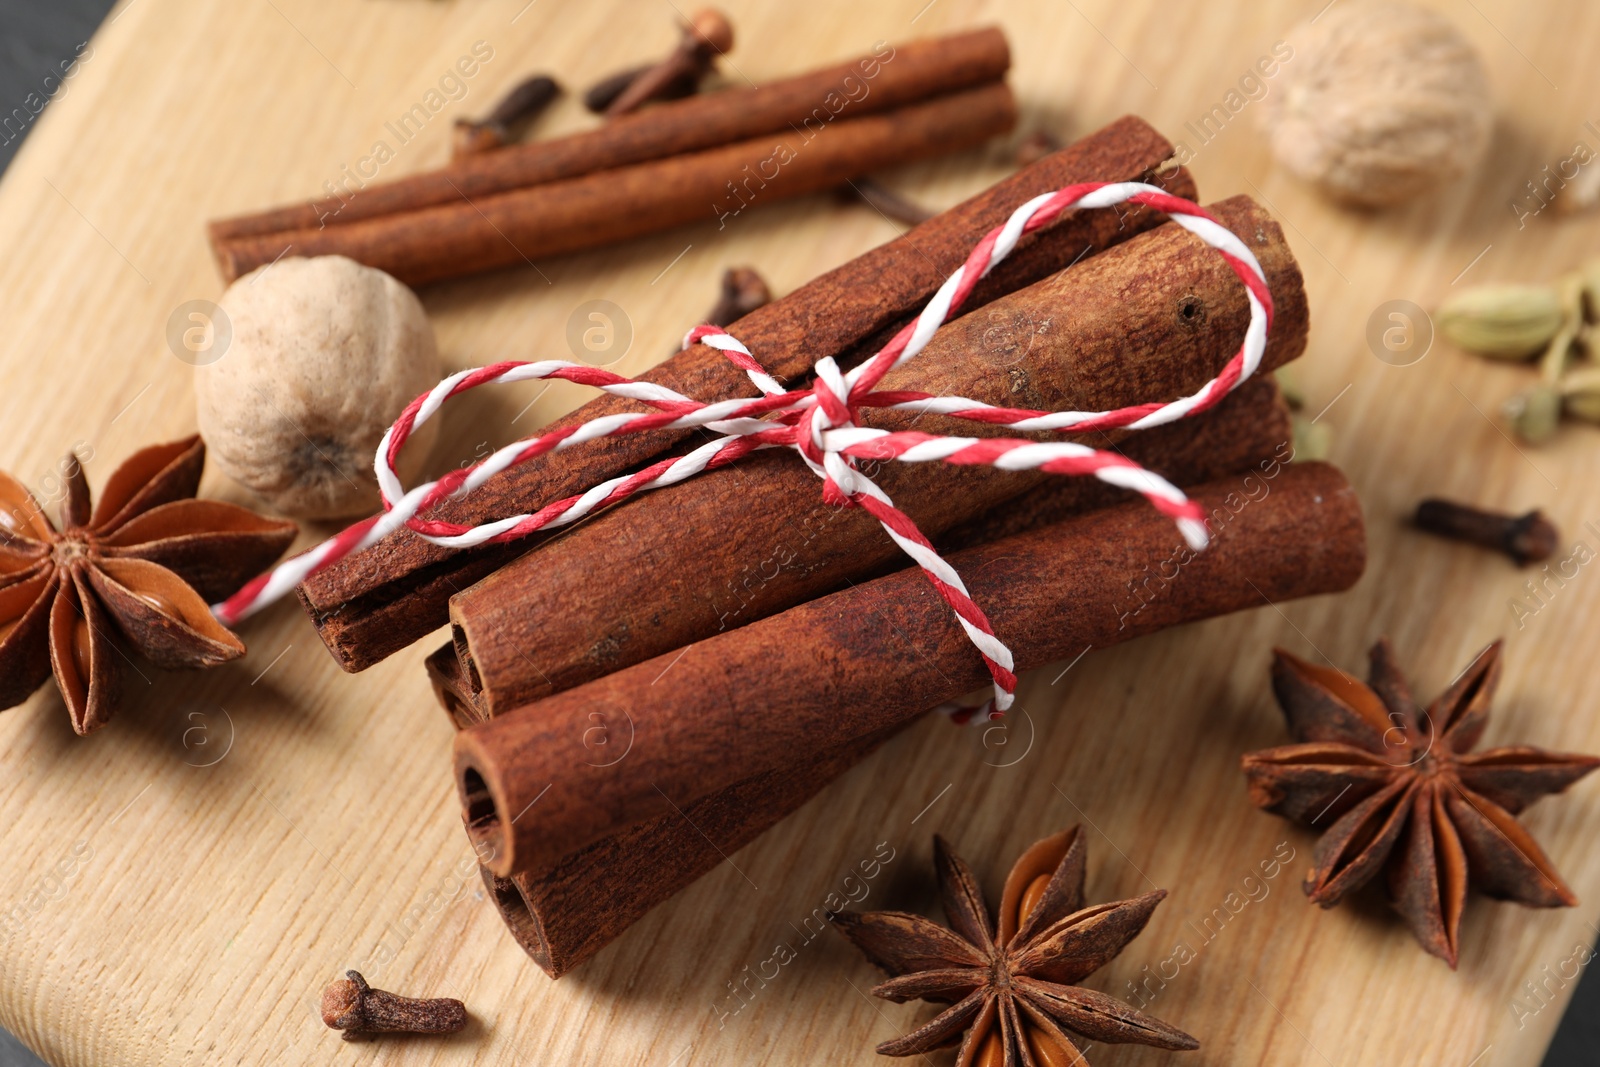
[427,375,1291,724]
[297,116,1195,672]
[456,461,1367,878]
[479,719,908,978]
[449,195,1308,716]
[454,382,1292,978]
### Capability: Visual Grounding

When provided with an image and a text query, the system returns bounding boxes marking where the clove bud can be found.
[1413,498,1559,567]
[705,266,772,327]
[1015,130,1064,168]
[583,62,700,113]
[838,178,934,226]
[602,8,732,117]
[452,74,562,158]
[320,971,467,1040]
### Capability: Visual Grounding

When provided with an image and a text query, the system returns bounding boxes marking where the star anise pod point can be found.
[1242,638,1600,967]
[0,436,296,734]
[831,827,1198,1066]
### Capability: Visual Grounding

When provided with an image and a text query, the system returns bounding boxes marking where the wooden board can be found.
[1,0,1598,1063]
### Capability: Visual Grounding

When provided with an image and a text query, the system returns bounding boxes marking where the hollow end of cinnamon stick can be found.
[209,233,268,287]
[481,868,555,971]
[426,642,485,729]
[472,718,916,976]
[460,762,509,867]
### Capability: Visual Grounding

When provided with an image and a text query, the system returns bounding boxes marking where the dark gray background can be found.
[0,1,1595,1064]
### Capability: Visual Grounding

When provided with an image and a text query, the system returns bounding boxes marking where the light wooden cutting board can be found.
[2,0,1598,1064]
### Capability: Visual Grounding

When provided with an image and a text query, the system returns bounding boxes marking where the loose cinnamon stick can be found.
[209,27,1012,242]
[449,195,1308,716]
[213,82,1018,285]
[298,116,1195,671]
[456,461,1366,878]
[427,374,1290,725]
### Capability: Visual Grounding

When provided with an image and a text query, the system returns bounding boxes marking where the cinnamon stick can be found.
[444,385,1293,973]
[209,27,1012,242]
[456,460,1367,878]
[213,82,1018,285]
[298,116,1195,671]
[427,374,1290,726]
[479,719,910,977]
[449,195,1308,716]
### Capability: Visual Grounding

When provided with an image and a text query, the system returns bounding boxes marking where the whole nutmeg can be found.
[1262,1,1491,207]
[196,256,441,520]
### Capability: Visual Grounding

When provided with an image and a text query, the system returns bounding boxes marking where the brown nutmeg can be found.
[1262,1,1491,206]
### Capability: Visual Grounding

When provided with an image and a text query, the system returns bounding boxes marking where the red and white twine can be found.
[215,182,1273,723]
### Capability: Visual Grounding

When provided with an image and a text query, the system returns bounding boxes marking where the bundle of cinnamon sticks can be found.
[208,27,1017,287]
[359,116,1365,976]
[299,113,1199,672]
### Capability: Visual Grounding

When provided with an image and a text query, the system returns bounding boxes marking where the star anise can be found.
[0,436,297,734]
[1241,638,1600,967]
[830,827,1198,1066]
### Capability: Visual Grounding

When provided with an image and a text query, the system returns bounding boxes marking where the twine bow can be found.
[215,181,1274,721]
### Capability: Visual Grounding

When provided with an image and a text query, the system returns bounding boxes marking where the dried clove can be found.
[838,178,934,226]
[582,62,700,113]
[452,74,562,158]
[705,266,771,327]
[1414,498,1559,566]
[320,971,467,1040]
[675,267,771,351]
[1015,129,1063,168]
[603,8,733,117]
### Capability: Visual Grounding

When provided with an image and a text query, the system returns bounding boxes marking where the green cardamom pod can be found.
[1504,383,1563,443]
[1437,283,1562,359]
[1274,365,1306,411]
[1290,414,1332,462]
[1578,258,1600,321]
[1562,367,1600,423]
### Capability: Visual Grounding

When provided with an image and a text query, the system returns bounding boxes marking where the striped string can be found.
[214,182,1273,722]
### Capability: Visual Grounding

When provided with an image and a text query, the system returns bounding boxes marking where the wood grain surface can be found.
[1,1,1598,1065]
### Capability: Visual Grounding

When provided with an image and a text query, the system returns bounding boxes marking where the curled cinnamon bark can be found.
[212,82,1019,286]
[428,375,1291,727]
[441,383,1293,977]
[209,28,1013,241]
[448,195,1308,716]
[296,116,1196,671]
[456,461,1366,878]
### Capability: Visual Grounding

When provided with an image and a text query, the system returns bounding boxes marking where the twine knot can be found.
[215,182,1273,724]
